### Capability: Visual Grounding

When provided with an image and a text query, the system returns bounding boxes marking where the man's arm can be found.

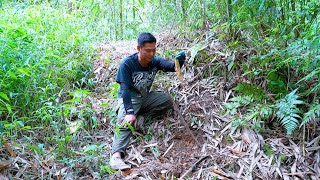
[120,82,134,115]
[120,82,137,127]
[116,60,137,127]
[156,51,186,72]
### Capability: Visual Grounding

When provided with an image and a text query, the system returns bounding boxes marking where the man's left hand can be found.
[175,51,186,62]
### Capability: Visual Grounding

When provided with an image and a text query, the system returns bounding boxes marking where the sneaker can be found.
[110,157,131,170]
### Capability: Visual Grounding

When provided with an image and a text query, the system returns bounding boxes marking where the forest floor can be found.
[1,31,319,180]
[91,31,320,179]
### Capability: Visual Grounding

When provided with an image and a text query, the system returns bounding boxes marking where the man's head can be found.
[137,33,157,67]
[138,32,156,47]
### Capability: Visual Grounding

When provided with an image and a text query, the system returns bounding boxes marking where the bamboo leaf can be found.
[0,92,10,103]
[17,68,31,76]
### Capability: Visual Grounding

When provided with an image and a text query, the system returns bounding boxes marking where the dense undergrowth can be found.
[0,0,319,178]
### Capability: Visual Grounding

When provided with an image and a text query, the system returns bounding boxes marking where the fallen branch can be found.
[178,155,210,180]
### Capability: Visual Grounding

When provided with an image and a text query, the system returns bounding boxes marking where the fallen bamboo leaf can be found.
[121,169,133,176]
[162,142,174,157]
[0,160,12,171]
[0,175,8,180]
[2,138,17,157]
[55,167,67,176]
[143,143,158,148]
[14,164,28,179]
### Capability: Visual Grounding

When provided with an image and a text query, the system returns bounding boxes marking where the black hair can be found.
[138,32,156,47]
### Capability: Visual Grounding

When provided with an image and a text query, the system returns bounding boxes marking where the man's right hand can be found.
[121,114,137,127]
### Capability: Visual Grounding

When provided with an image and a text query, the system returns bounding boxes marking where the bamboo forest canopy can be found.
[2,0,319,39]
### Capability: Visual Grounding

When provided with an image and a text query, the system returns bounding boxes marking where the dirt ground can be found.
[93,31,320,179]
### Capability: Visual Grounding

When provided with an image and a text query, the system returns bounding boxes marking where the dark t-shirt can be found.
[116,52,176,97]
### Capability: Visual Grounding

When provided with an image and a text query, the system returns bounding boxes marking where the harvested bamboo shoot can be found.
[175,58,183,81]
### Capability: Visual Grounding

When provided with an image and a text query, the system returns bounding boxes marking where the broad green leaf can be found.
[188,44,208,64]
[100,102,108,107]
[125,122,135,133]
[0,92,10,102]
[17,68,31,76]
[115,124,120,138]
[65,135,72,143]
[7,71,17,79]
[83,144,97,153]
[6,104,12,114]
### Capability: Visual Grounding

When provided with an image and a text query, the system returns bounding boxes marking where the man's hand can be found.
[175,51,186,63]
[121,114,137,127]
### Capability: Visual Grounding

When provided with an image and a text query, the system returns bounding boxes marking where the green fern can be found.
[224,96,254,116]
[300,101,320,127]
[233,83,266,101]
[276,89,304,135]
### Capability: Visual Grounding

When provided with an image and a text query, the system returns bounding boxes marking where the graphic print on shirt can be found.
[132,68,157,96]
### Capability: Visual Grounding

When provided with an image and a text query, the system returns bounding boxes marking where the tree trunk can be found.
[120,0,123,39]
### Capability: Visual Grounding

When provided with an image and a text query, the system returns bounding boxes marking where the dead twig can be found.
[178,155,210,180]
[168,89,199,144]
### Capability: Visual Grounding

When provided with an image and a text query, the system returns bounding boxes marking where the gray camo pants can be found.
[111,91,173,157]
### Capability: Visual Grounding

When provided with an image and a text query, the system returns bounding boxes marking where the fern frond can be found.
[301,102,320,127]
[224,96,254,116]
[233,83,266,101]
[229,95,254,105]
[276,89,303,135]
[297,67,320,83]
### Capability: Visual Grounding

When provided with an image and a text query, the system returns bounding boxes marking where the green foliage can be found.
[100,165,117,174]
[263,144,274,156]
[0,2,96,119]
[233,83,266,101]
[224,96,273,132]
[108,83,120,100]
[224,95,254,116]
[276,89,304,135]
[279,154,288,165]
[301,101,320,127]
[266,70,287,95]
[150,146,161,158]
[82,143,106,155]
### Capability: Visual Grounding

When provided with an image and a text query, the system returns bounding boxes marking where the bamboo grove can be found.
[0,0,319,152]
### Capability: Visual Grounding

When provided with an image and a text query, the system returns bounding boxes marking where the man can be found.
[110,32,186,170]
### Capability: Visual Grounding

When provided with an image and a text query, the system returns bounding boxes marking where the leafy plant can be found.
[233,83,266,101]
[108,83,120,99]
[263,144,274,156]
[301,101,320,127]
[276,89,303,135]
[224,95,254,116]
[224,95,273,132]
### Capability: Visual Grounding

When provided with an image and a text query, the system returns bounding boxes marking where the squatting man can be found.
[110,32,186,170]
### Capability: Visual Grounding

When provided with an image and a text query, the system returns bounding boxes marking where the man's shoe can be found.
[110,157,131,170]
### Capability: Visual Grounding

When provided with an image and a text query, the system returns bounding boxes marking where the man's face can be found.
[137,42,156,65]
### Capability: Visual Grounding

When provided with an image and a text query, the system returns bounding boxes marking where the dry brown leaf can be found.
[0,160,12,171]
[122,168,133,176]
[2,139,17,158]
